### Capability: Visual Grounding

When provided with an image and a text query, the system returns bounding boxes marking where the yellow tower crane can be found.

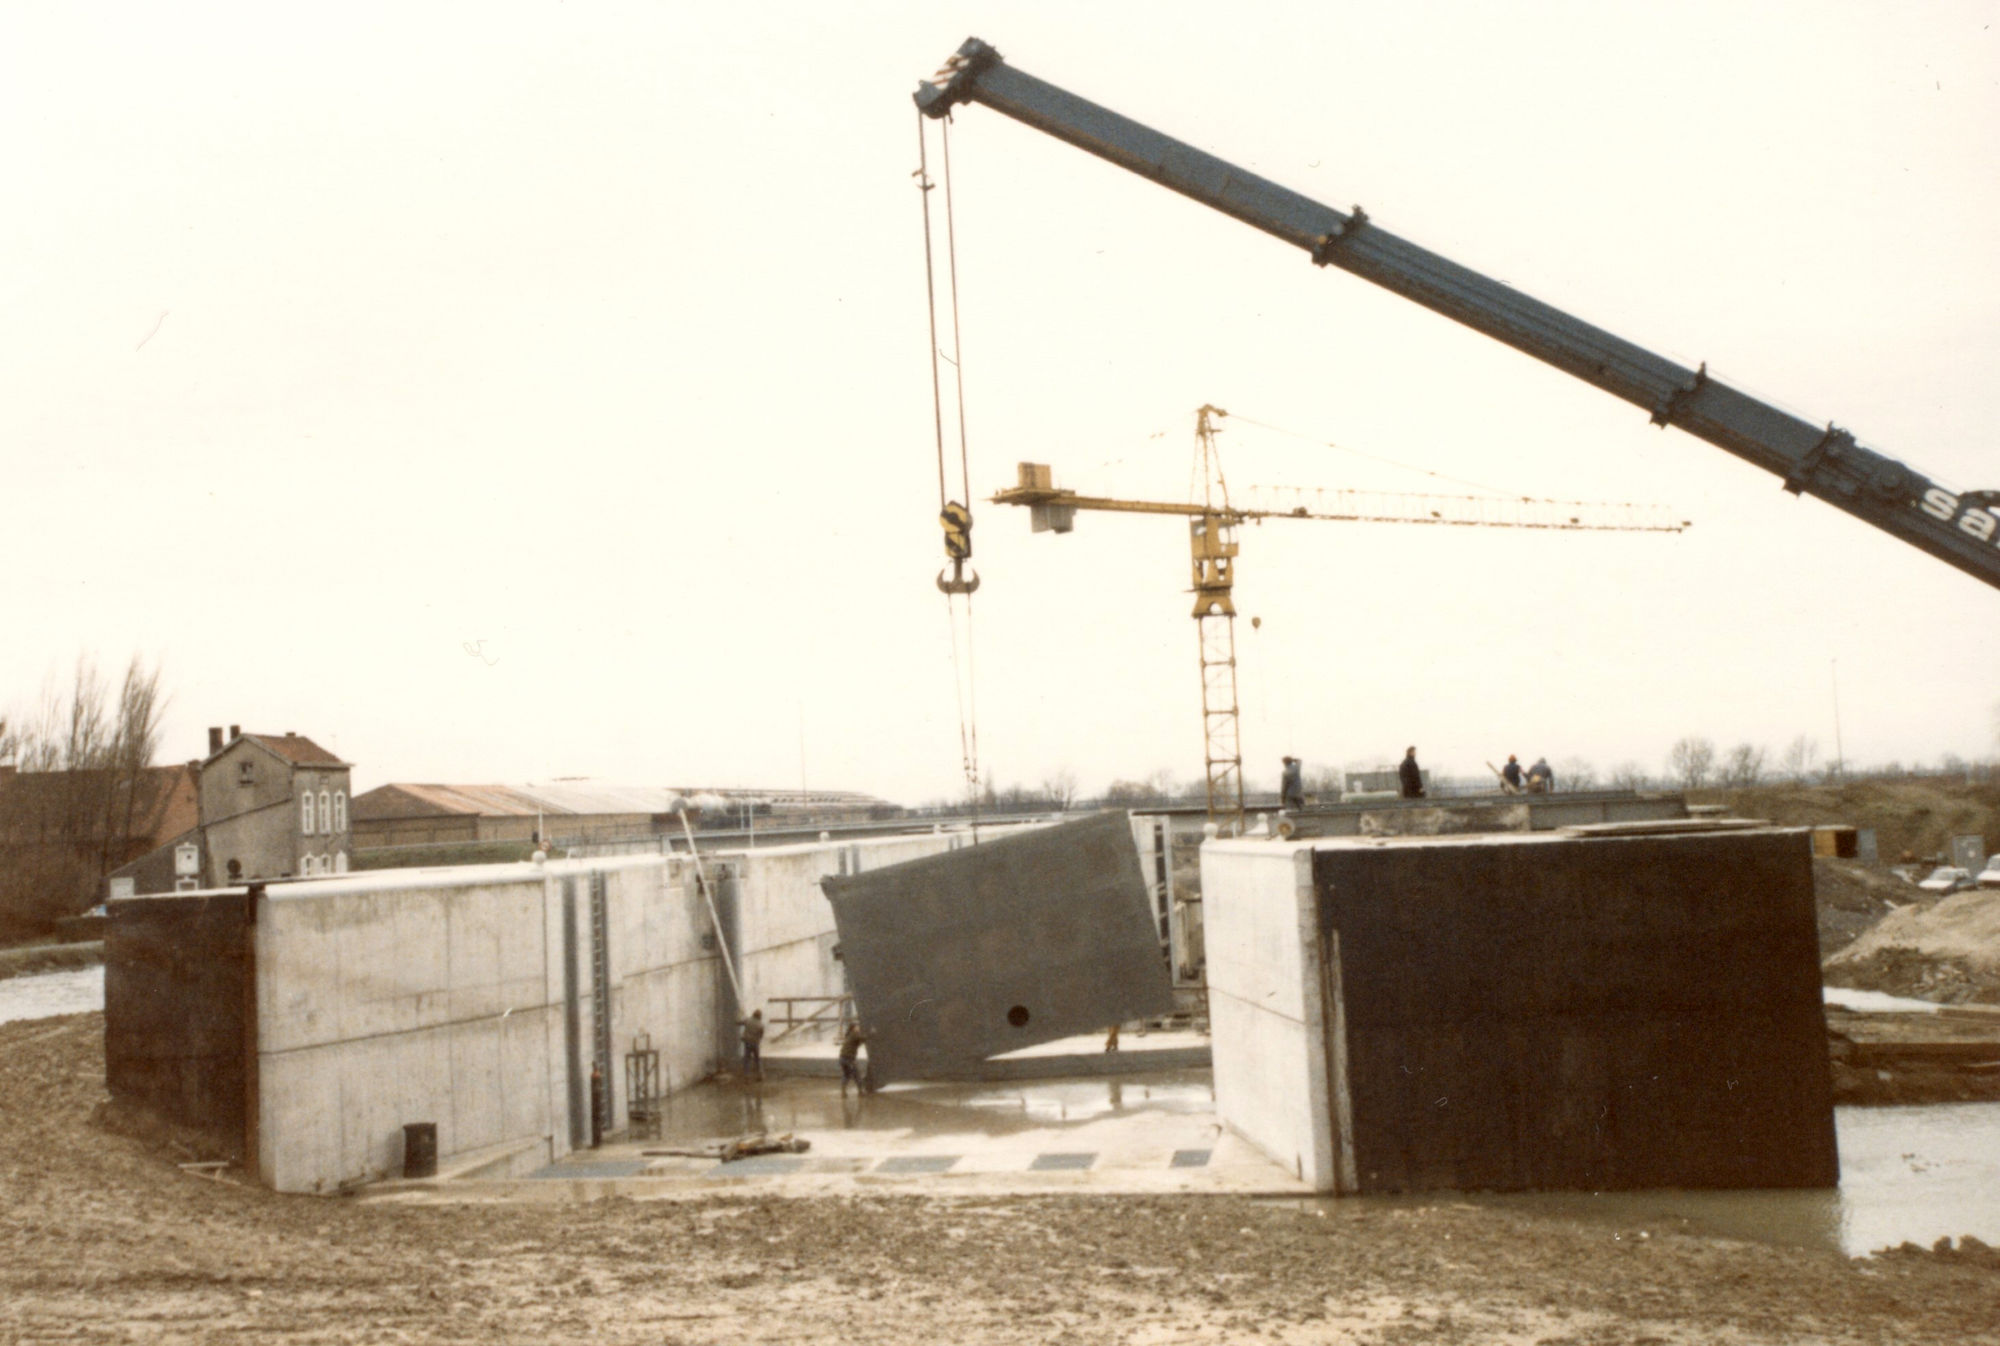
[992,405,1690,835]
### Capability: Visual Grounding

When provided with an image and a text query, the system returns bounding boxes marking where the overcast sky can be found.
[5,2,1996,805]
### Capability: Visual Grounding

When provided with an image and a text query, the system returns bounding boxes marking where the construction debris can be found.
[643,1133,810,1162]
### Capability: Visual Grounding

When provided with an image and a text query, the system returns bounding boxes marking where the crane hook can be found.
[937,559,980,595]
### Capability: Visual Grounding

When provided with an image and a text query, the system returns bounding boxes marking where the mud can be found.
[4,1014,1998,1344]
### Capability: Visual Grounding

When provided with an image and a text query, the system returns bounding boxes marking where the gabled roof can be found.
[351,780,897,822]
[351,783,551,820]
[207,732,350,770]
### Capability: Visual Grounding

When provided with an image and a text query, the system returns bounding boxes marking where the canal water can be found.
[0,965,103,1025]
[3,966,1994,1256]
[1452,1103,2000,1258]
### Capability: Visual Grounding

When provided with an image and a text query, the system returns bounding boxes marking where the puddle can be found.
[627,1070,1215,1147]
[0,966,104,1026]
[1328,1103,2000,1258]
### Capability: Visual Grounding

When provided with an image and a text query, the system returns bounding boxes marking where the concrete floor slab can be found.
[362,1067,1312,1202]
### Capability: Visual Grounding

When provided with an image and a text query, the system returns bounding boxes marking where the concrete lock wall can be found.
[1201,844,1338,1189]
[230,830,1002,1193]
[251,855,718,1193]
[105,892,254,1152]
[1205,828,1837,1195]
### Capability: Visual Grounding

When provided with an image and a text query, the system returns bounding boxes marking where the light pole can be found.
[1830,658,1846,780]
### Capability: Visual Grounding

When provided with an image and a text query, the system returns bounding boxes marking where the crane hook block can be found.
[937,559,981,595]
[940,501,974,560]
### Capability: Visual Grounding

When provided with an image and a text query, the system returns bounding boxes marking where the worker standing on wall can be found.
[1500,755,1524,793]
[1280,756,1304,811]
[1526,757,1555,793]
[1399,747,1426,799]
[740,1008,766,1081]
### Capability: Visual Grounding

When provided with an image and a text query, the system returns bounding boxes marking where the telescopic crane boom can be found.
[916,38,2000,591]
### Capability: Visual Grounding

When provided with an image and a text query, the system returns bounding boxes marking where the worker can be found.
[838,1021,867,1095]
[1500,755,1524,793]
[1280,755,1304,811]
[739,1008,766,1080]
[1104,1022,1121,1053]
[1526,757,1555,793]
[1398,747,1425,799]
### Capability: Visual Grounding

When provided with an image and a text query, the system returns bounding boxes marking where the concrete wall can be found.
[218,829,1007,1192]
[1202,840,1337,1189]
[105,891,252,1151]
[1207,827,1837,1196]
[250,855,718,1193]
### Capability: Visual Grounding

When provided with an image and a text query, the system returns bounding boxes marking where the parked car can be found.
[1918,865,1976,896]
[1978,856,2000,890]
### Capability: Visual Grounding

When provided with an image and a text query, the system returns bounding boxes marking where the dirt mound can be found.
[1824,888,2000,1004]
[1701,778,1998,865]
[1812,858,1907,956]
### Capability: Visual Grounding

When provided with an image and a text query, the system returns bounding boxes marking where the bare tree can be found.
[1609,761,1650,790]
[1778,735,1819,783]
[1718,742,1767,788]
[0,655,166,938]
[1039,768,1078,811]
[1666,736,1716,789]
[1557,757,1598,791]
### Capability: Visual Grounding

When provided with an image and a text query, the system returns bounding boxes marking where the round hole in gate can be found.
[1006,1005,1031,1029]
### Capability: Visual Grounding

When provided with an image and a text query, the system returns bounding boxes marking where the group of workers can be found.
[1498,753,1556,795]
[1278,747,1556,810]
[738,1008,872,1094]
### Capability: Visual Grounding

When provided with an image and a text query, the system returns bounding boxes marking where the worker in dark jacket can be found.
[838,1022,868,1095]
[1526,757,1555,793]
[1500,755,1524,792]
[1280,756,1304,811]
[740,1009,766,1080]
[1398,747,1425,799]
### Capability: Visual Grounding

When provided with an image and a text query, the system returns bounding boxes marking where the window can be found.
[333,790,347,832]
[301,791,315,833]
[320,790,332,835]
[333,851,348,874]
[300,854,315,877]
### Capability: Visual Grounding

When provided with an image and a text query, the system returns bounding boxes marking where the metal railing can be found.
[766,995,854,1042]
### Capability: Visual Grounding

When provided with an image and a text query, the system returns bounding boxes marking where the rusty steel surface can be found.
[821,811,1175,1084]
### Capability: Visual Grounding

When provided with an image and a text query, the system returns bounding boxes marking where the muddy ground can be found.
[3,1015,1997,1344]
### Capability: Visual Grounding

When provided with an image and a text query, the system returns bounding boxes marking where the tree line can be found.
[0,657,167,940]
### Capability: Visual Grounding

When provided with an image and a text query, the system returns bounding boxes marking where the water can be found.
[636,1070,1216,1146]
[0,965,104,1025]
[1440,1103,2000,1258]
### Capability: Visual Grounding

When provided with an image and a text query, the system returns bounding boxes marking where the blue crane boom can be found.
[915,38,2000,591]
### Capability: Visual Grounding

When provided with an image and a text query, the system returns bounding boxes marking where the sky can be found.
[4,2,1996,805]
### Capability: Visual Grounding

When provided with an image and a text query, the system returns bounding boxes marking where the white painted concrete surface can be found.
[1201,839,1339,1191]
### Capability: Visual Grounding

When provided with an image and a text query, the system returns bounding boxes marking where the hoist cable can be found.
[916,111,982,826]
[941,118,974,517]
[939,117,980,823]
[915,114,949,513]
